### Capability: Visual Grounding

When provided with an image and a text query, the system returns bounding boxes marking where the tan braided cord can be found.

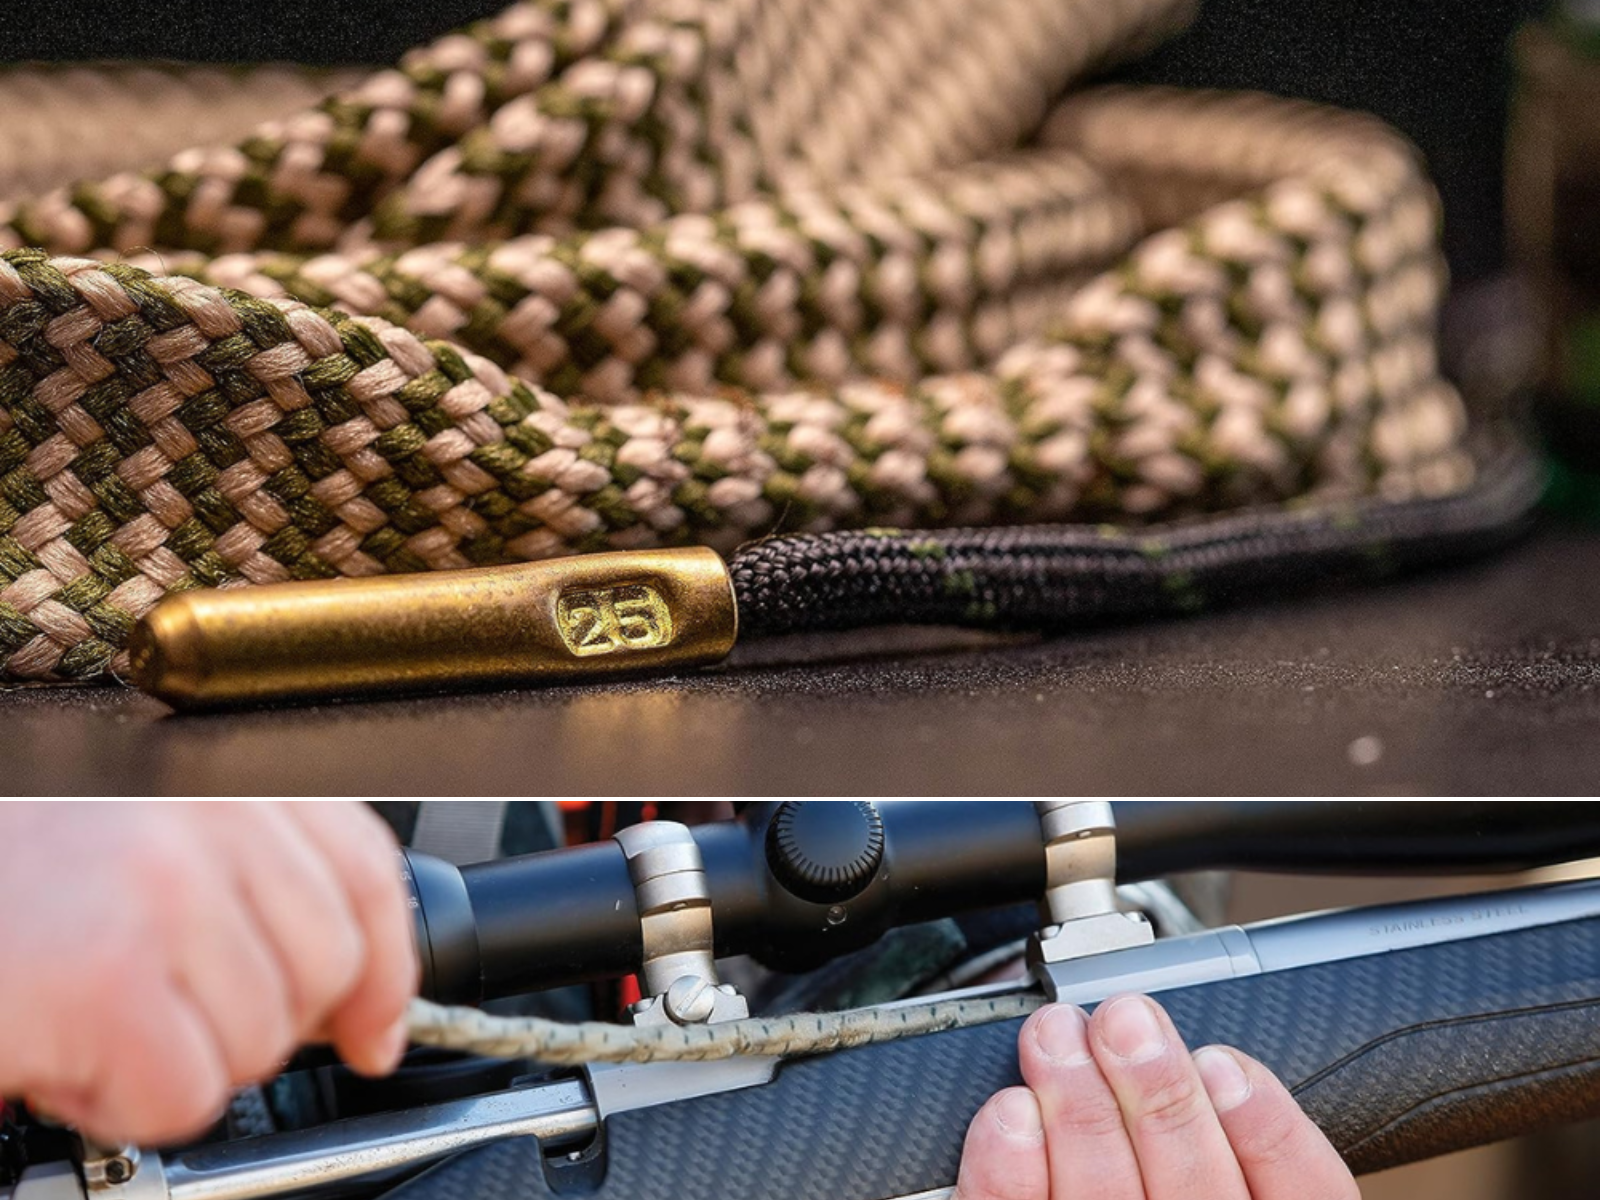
[0,65,365,199]
[404,993,1043,1064]
[0,0,1474,682]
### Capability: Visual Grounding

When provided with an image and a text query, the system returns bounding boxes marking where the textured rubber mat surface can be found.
[13,529,1600,795]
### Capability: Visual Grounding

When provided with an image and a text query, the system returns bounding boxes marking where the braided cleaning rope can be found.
[0,65,365,199]
[404,993,1043,1064]
[0,0,1483,682]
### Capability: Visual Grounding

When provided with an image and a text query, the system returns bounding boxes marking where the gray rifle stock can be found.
[388,880,1600,1200]
[20,880,1600,1200]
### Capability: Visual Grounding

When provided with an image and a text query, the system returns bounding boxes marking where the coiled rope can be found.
[0,0,1514,682]
[0,65,364,199]
[405,993,1043,1064]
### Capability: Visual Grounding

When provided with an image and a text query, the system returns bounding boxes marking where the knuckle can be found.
[128,829,205,930]
[1239,1105,1307,1169]
[1053,1099,1130,1141]
[341,834,401,913]
[292,931,364,1019]
[1132,1066,1208,1135]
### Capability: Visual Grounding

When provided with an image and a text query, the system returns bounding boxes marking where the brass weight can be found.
[128,547,738,710]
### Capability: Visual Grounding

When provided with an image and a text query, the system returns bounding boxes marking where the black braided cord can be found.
[728,437,1546,637]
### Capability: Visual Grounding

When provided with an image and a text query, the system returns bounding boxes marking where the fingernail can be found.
[993,1089,1044,1140]
[1034,1005,1092,1065]
[1099,995,1168,1062]
[1195,1047,1253,1112]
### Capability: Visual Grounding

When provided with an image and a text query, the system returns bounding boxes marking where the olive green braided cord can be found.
[0,65,364,200]
[0,0,1196,257]
[180,149,1142,401]
[0,0,1476,683]
[404,993,1043,1064]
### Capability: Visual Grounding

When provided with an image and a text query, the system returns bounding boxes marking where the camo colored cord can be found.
[404,992,1044,1064]
[0,0,1482,682]
[0,65,366,199]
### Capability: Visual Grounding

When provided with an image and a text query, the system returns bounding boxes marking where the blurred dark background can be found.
[1116,0,1546,285]
[0,0,1550,285]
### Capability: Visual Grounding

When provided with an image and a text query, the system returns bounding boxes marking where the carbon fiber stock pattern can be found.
[388,915,1600,1200]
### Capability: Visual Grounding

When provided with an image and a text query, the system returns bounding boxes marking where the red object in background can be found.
[560,802,663,844]
[557,801,595,845]
[555,803,651,1016]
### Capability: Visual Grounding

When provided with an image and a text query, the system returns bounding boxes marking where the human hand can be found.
[0,802,417,1144]
[955,995,1358,1200]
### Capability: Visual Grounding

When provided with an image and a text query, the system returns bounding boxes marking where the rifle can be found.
[7,801,1600,1200]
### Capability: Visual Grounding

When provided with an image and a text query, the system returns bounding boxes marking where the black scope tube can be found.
[1112,801,1600,880]
[408,801,1600,1004]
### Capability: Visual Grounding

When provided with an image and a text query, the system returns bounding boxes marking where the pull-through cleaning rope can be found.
[0,0,1488,681]
[0,66,365,199]
[405,993,1043,1064]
